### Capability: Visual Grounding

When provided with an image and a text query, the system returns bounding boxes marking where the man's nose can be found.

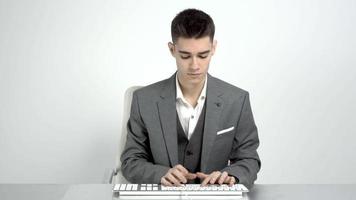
[190,57,199,70]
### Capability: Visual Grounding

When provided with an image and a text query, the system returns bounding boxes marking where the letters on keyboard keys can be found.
[113,184,248,196]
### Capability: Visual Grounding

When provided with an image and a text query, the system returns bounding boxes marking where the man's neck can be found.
[178,76,206,107]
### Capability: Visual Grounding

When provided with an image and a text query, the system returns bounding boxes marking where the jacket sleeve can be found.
[222,92,261,189]
[120,92,170,183]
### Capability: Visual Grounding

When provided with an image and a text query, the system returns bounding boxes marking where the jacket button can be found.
[186,150,193,156]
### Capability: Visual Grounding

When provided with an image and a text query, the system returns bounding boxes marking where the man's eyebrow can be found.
[178,50,191,54]
[178,50,211,55]
[198,50,210,55]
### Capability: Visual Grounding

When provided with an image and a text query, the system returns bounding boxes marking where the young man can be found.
[120,8,261,189]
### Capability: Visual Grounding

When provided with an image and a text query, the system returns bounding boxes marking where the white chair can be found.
[110,86,142,184]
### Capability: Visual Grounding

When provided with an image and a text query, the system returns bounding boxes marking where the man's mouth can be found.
[188,73,201,76]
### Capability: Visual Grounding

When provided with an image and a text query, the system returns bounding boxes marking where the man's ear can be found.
[168,42,175,56]
[211,40,217,56]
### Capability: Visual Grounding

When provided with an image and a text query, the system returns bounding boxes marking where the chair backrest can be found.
[114,86,142,183]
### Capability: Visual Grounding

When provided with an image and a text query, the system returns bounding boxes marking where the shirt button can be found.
[191,115,194,119]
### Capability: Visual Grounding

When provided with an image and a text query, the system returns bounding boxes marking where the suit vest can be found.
[177,103,206,183]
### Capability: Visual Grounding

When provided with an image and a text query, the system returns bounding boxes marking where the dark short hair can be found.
[171,8,215,43]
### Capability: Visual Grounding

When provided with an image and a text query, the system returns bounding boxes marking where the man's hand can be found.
[160,164,197,186]
[196,171,236,186]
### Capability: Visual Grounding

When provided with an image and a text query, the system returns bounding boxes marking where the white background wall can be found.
[0,0,355,184]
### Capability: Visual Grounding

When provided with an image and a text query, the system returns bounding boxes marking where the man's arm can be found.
[120,92,170,183]
[222,92,261,189]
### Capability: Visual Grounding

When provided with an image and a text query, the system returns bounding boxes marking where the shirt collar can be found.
[176,73,207,104]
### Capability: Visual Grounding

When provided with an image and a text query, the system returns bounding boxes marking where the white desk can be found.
[0,184,355,200]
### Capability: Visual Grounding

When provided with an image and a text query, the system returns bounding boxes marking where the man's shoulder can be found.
[133,76,172,99]
[210,75,249,97]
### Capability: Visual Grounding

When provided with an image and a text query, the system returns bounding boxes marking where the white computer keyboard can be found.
[113,184,248,196]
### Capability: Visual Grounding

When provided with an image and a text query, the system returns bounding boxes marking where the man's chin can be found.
[179,73,206,86]
[187,76,205,85]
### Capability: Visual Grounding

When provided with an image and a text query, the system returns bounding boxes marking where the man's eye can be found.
[199,55,208,59]
[181,56,190,59]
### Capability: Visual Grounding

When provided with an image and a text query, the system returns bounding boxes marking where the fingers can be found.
[199,171,236,186]
[201,171,221,186]
[166,172,181,186]
[218,171,228,185]
[174,165,197,180]
[161,165,195,186]
[229,176,236,186]
[171,169,187,183]
[175,164,189,175]
[161,166,237,187]
[160,169,183,186]
[173,165,191,183]
[161,177,172,186]
[186,173,197,180]
[200,175,210,186]
[223,175,236,186]
[209,171,222,184]
[196,172,208,179]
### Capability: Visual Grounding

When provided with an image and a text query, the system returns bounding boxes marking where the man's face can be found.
[169,36,216,86]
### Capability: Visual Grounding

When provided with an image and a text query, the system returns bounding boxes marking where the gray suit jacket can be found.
[120,73,261,189]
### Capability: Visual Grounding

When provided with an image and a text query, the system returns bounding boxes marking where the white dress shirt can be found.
[176,74,207,140]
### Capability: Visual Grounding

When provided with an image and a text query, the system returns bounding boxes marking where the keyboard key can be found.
[119,184,126,190]
[126,184,133,190]
[132,184,138,190]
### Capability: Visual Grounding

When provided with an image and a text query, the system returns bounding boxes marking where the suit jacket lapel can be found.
[157,74,178,167]
[201,74,224,172]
